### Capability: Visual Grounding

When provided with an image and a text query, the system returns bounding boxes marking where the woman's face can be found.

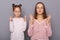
[36,3,44,15]
[13,7,21,17]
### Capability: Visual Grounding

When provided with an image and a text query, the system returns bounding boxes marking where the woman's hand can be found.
[46,15,51,25]
[30,14,34,25]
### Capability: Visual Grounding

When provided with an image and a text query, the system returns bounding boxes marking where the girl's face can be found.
[13,7,21,17]
[36,3,44,15]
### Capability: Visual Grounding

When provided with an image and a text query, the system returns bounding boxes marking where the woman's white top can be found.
[9,17,27,40]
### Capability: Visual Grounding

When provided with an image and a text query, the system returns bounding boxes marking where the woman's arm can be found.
[46,16,52,37]
[28,14,34,37]
[28,21,34,37]
[46,23,52,37]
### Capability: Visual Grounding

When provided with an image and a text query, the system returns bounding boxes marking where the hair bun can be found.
[19,4,22,6]
[12,4,15,7]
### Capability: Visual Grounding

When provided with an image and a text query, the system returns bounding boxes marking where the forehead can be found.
[37,3,43,7]
[14,7,20,11]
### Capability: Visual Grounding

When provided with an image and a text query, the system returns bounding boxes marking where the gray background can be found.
[0,0,60,40]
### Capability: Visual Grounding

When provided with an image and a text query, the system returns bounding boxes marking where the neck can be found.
[37,14,43,20]
[15,16,20,18]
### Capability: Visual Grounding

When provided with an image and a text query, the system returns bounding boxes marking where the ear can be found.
[19,4,22,7]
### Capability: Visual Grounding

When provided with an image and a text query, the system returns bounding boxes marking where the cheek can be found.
[14,12,20,16]
[14,13,17,16]
[15,11,21,14]
[17,12,21,16]
[18,13,21,15]
[41,9,44,13]
[36,9,39,13]
[36,8,43,13]
[36,9,44,15]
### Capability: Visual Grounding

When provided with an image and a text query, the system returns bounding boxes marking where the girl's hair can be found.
[12,4,22,11]
[34,2,47,19]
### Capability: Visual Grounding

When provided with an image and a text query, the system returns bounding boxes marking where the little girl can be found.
[28,2,52,40]
[9,4,27,40]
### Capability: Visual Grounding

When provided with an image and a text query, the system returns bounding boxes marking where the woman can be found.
[28,2,52,40]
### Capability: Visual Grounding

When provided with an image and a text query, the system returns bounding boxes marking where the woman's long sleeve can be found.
[46,23,52,37]
[28,22,34,37]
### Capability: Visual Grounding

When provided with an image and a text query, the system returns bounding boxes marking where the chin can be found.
[17,15,19,17]
[38,13,42,15]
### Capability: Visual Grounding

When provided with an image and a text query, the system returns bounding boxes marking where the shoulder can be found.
[12,17,24,20]
[20,17,27,22]
[20,17,24,21]
[12,17,16,20]
[20,17,24,20]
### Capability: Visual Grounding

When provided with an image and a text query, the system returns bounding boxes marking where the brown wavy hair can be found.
[34,2,47,19]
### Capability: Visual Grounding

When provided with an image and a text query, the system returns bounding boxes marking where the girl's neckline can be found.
[35,19,46,24]
[13,17,23,20]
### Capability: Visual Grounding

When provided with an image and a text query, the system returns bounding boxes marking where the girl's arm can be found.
[9,17,14,33]
[22,16,27,31]
[22,21,27,32]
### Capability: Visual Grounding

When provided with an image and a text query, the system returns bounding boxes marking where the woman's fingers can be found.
[30,14,34,25]
[46,15,51,25]
[30,14,34,21]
